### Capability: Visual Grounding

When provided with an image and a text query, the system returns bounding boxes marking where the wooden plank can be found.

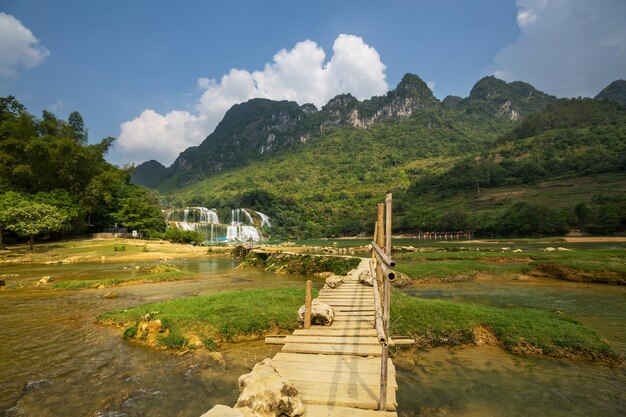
[293,328,378,337]
[283,335,381,346]
[303,404,397,417]
[282,343,381,356]
[274,367,398,388]
[273,352,396,372]
[273,359,395,376]
[292,380,397,403]
[299,393,396,411]
[324,323,374,330]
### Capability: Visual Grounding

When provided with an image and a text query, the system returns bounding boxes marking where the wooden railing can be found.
[371,193,395,411]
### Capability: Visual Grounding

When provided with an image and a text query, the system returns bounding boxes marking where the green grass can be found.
[97,287,318,342]
[395,259,528,280]
[391,290,617,360]
[52,270,187,290]
[98,286,617,360]
[394,248,626,282]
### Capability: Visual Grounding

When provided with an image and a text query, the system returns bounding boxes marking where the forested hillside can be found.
[0,96,165,247]
[135,76,626,239]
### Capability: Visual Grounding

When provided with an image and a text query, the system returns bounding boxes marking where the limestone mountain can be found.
[595,80,626,106]
[131,160,168,189]
[131,74,558,190]
[444,76,557,120]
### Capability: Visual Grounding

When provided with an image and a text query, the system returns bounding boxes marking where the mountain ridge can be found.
[132,73,560,189]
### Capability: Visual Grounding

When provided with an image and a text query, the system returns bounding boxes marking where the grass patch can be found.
[395,259,528,281]
[97,287,318,342]
[391,290,617,361]
[52,270,186,290]
[394,248,626,283]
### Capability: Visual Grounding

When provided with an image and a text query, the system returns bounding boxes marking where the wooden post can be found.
[380,343,388,411]
[385,193,392,256]
[376,203,385,288]
[304,280,312,329]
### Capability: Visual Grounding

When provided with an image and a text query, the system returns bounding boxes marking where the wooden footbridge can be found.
[268,194,401,416]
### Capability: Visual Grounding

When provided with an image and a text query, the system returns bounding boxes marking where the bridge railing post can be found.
[372,192,394,412]
[304,280,312,329]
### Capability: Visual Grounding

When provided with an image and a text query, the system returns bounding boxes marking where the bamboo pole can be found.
[385,193,392,256]
[370,260,387,345]
[379,344,388,411]
[372,242,395,267]
[376,204,385,288]
[304,280,312,329]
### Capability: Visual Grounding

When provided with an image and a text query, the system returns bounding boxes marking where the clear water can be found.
[397,279,626,416]
[1,259,624,416]
[0,259,309,417]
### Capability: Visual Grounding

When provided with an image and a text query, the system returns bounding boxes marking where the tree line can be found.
[0,96,165,249]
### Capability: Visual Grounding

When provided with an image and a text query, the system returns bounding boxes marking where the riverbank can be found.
[98,285,620,363]
[0,238,224,265]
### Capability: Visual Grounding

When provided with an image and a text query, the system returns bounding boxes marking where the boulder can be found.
[545,247,556,252]
[512,249,523,253]
[38,276,52,285]
[200,405,254,417]
[236,358,304,417]
[358,269,374,286]
[324,274,343,288]
[104,291,119,299]
[557,247,571,252]
[298,299,334,326]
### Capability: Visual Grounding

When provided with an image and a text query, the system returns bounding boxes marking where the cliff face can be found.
[131,73,562,189]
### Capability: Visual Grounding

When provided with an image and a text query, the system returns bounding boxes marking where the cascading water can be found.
[167,207,270,243]
[256,211,271,228]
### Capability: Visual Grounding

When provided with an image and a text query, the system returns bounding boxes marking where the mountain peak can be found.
[393,73,434,99]
[595,80,626,106]
[466,76,556,119]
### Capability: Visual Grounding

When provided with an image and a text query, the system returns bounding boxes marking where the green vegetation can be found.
[98,287,317,343]
[0,96,165,248]
[153,90,624,239]
[390,290,616,360]
[161,228,204,244]
[99,285,617,360]
[240,250,361,275]
[52,268,186,290]
[394,247,626,284]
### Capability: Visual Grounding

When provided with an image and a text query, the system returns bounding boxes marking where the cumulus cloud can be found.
[118,34,388,165]
[0,13,49,77]
[492,0,626,98]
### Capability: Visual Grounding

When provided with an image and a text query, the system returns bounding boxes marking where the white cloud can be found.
[118,34,388,165]
[492,0,626,98]
[516,9,537,27]
[0,13,49,77]
[47,100,64,113]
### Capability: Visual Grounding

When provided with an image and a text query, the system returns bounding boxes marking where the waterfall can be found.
[167,206,270,242]
[240,209,254,225]
[256,211,271,228]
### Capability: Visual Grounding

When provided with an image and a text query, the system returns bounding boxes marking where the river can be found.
[1,259,624,416]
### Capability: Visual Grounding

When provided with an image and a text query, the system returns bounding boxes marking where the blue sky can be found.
[1,0,625,166]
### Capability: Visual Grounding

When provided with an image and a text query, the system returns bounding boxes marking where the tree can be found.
[5,202,68,250]
[68,111,87,145]
[0,192,28,249]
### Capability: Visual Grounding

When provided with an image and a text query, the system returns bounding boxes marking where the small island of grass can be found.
[97,286,620,363]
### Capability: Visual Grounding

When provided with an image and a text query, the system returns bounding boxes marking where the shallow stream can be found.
[1,259,624,416]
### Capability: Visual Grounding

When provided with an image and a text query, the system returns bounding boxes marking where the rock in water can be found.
[236,358,304,417]
[324,274,343,288]
[297,299,334,326]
